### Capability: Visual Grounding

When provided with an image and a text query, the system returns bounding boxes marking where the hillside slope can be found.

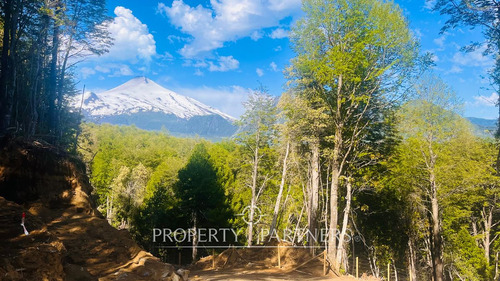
[0,139,186,281]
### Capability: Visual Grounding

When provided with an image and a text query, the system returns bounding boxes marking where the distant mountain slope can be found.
[74,77,237,138]
[467,117,497,137]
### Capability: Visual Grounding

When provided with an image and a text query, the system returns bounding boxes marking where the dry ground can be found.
[190,268,378,281]
[189,245,380,281]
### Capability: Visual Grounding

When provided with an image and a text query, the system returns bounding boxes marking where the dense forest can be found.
[2,0,500,280]
[0,0,111,146]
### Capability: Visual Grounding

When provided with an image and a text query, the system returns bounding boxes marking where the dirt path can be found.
[190,268,372,281]
[189,243,380,281]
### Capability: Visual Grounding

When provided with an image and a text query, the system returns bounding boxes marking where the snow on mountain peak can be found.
[78,77,235,120]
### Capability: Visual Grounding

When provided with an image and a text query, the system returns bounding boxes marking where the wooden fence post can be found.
[323,250,327,275]
[387,261,390,281]
[277,245,281,268]
[356,256,358,279]
[212,249,215,269]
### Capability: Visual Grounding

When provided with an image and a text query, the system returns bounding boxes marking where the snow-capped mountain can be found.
[75,77,237,138]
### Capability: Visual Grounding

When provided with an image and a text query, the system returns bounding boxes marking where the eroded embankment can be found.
[0,139,185,281]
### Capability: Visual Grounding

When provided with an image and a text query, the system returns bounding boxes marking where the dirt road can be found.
[190,268,377,281]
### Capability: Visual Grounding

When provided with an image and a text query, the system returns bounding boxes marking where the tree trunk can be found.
[336,178,352,269]
[472,219,479,247]
[0,0,12,134]
[328,124,342,270]
[192,213,198,262]
[368,247,380,278]
[393,261,398,281]
[0,0,18,134]
[482,206,493,265]
[328,166,339,269]
[308,141,320,251]
[430,170,443,281]
[248,132,260,247]
[269,141,290,237]
[48,2,61,137]
[408,238,418,281]
[28,45,42,137]
[494,251,499,280]
[56,28,74,140]
[7,4,18,132]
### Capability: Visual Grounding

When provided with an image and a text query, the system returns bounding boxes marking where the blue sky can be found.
[76,0,497,119]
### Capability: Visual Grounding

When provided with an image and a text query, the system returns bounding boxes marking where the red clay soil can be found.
[0,140,182,281]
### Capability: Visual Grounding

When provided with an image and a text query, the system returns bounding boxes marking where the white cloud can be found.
[473,93,498,107]
[194,69,204,76]
[81,67,96,79]
[270,28,288,39]
[270,62,278,71]
[160,51,174,61]
[447,65,463,74]
[167,35,189,44]
[256,68,264,77]
[114,65,134,76]
[95,65,111,73]
[93,63,134,77]
[433,35,446,49]
[175,85,252,118]
[274,45,282,52]
[208,56,240,72]
[158,0,301,57]
[451,45,494,67]
[424,0,436,10]
[103,7,157,63]
[250,31,263,41]
[77,6,157,80]
[184,56,240,72]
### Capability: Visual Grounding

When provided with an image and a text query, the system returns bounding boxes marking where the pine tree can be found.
[174,143,232,260]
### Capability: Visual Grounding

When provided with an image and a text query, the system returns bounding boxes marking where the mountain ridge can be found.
[74,77,237,138]
[467,117,497,137]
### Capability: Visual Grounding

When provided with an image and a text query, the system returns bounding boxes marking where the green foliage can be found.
[80,124,247,259]
[290,0,418,99]
[445,228,490,280]
[79,123,197,220]
[378,75,500,279]
[174,143,233,228]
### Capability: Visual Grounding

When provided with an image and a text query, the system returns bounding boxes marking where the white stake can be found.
[21,212,29,235]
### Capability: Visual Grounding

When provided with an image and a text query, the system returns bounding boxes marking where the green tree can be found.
[235,88,277,246]
[395,75,485,280]
[278,92,330,250]
[174,143,232,261]
[289,0,419,269]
